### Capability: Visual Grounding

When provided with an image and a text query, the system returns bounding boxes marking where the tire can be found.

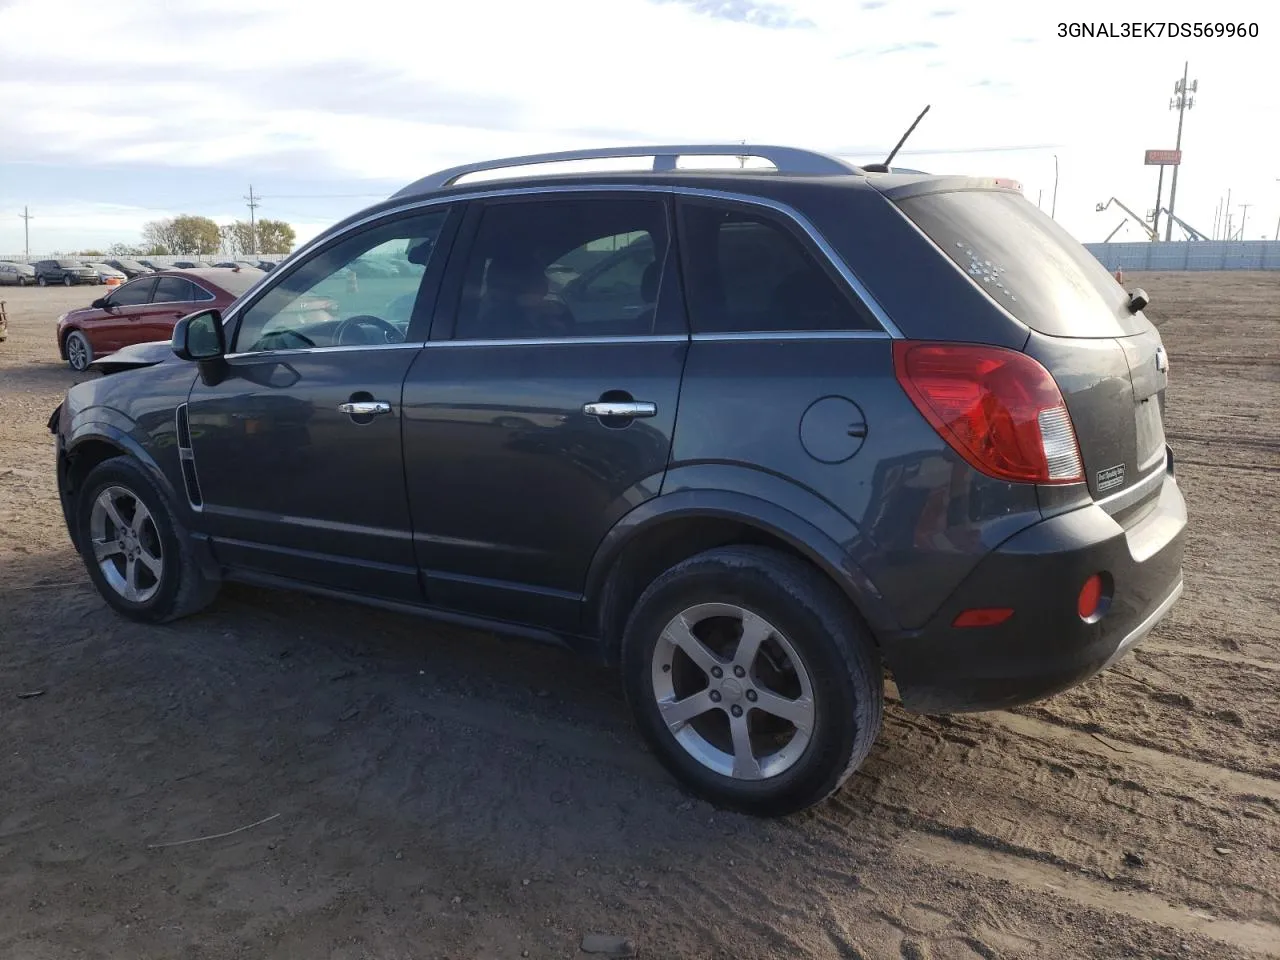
[37,275,47,287]
[63,275,73,287]
[75,456,219,624]
[64,331,93,371]
[621,546,883,817]
[18,276,27,287]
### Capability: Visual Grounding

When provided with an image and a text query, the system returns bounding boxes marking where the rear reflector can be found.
[1077,574,1104,620]
[893,341,1085,484]
[953,607,1014,628]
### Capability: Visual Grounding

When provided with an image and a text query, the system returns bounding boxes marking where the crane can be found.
[1157,208,1211,241]
[1096,198,1157,241]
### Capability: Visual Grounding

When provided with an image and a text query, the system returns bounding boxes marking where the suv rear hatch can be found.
[883,180,1170,524]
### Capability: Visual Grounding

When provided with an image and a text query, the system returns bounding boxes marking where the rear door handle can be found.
[338,401,392,416]
[583,401,657,418]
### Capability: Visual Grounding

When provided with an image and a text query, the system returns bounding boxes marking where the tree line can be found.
[133,215,296,257]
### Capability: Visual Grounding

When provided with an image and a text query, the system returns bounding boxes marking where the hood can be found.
[88,339,180,374]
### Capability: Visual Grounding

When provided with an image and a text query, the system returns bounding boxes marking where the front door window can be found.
[232,211,449,353]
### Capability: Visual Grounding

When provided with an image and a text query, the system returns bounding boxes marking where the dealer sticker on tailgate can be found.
[1097,464,1126,492]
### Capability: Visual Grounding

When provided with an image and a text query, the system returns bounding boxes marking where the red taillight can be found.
[952,607,1014,628]
[893,341,1084,484]
[1077,574,1103,620]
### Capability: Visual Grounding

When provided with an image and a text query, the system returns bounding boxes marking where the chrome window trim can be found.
[691,330,890,342]
[222,341,424,361]
[425,334,689,349]
[219,181,902,346]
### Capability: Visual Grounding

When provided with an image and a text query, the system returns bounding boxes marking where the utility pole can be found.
[19,206,33,261]
[1152,164,1165,240]
[244,185,260,257]
[1051,155,1059,219]
[1237,203,1251,240]
[1165,62,1196,242]
[1274,180,1279,241]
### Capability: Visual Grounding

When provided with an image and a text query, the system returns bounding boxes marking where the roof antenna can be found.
[863,104,930,173]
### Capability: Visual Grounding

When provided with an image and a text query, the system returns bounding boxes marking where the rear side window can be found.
[153,276,195,302]
[895,189,1145,337]
[679,202,876,334]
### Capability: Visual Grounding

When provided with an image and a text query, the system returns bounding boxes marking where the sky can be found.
[1,0,1276,256]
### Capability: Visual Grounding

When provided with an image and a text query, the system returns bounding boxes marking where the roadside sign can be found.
[1144,149,1181,166]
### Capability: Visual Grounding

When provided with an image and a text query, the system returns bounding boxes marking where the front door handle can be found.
[583,400,657,419]
[338,401,392,416]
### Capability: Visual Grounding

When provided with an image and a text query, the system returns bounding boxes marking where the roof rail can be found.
[392,144,865,198]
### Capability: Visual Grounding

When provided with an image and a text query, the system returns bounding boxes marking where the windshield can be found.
[894,188,1146,338]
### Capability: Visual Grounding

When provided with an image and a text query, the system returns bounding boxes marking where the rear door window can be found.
[153,276,195,302]
[894,188,1147,338]
[678,201,877,334]
[453,197,670,340]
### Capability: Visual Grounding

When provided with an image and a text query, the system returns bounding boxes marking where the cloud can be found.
[840,40,938,57]
[930,8,957,16]
[649,0,815,28]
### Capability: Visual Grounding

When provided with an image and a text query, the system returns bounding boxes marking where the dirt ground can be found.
[1,274,1277,960]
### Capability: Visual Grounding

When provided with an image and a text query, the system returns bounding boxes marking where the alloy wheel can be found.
[650,602,815,780]
[88,485,164,604]
[66,334,89,371]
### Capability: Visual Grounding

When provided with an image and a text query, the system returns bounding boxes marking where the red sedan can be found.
[56,268,265,371]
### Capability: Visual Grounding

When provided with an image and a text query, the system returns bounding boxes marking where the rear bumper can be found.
[884,467,1186,714]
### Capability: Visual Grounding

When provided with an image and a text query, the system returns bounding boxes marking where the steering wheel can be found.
[334,314,404,346]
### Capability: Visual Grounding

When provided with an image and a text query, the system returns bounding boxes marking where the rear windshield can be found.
[213,271,264,297]
[895,189,1147,338]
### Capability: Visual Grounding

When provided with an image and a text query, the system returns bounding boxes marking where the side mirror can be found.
[171,308,226,361]
[91,297,108,310]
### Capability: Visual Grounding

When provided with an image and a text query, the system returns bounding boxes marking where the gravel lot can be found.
[1,275,1277,960]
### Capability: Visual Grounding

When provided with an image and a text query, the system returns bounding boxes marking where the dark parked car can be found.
[48,145,1185,816]
[138,259,166,272]
[212,260,263,271]
[33,258,98,286]
[106,259,155,279]
[170,259,212,269]
[55,269,263,371]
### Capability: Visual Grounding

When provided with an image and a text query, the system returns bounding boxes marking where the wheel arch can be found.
[60,425,186,546]
[583,490,900,664]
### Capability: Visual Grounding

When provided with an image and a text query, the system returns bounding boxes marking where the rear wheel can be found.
[621,546,883,817]
[63,275,73,287]
[75,456,219,623]
[65,331,93,371]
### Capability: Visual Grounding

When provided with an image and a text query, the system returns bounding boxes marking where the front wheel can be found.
[64,331,93,371]
[37,275,47,287]
[621,546,883,817]
[75,456,219,623]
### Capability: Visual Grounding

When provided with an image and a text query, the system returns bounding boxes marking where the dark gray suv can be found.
[34,259,99,286]
[48,145,1186,816]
